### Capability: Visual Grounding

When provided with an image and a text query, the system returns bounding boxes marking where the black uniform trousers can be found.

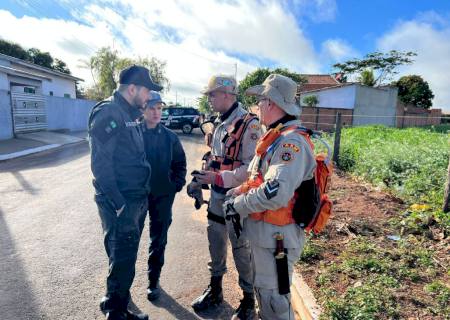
[95,194,148,313]
[147,193,175,283]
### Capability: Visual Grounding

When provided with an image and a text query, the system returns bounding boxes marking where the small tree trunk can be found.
[443,157,450,213]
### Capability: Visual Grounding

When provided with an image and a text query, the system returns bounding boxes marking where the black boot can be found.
[231,291,256,320]
[147,279,161,301]
[191,276,223,311]
[105,310,148,320]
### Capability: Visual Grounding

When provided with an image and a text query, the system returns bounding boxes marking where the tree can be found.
[333,50,417,86]
[27,48,54,68]
[0,39,71,74]
[84,47,170,100]
[197,95,211,114]
[302,95,319,107]
[52,58,71,74]
[238,68,306,107]
[0,39,28,60]
[392,75,434,109]
[358,69,375,86]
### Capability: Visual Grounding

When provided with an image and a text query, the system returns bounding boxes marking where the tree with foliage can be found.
[358,69,376,86]
[0,39,28,60]
[302,95,319,108]
[197,95,211,114]
[26,48,53,69]
[0,39,71,74]
[333,50,417,86]
[84,47,170,100]
[392,75,434,109]
[238,68,306,107]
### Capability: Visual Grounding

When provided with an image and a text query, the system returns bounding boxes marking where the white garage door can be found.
[11,91,47,133]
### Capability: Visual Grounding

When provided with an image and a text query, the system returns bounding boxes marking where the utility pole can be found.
[175,91,178,105]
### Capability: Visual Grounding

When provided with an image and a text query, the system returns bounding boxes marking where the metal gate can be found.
[11,91,47,133]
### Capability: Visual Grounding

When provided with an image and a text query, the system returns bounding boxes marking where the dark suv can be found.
[161,106,200,134]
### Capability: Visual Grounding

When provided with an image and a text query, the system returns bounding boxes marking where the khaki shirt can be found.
[208,103,262,216]
[233,119,316,248]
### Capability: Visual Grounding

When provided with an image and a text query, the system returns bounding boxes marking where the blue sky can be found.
[1,0,449,109]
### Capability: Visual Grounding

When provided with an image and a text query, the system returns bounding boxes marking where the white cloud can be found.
[292,0,337,23]
[0,0,322,105]
[321,38,358,61]
[377,13,450,111]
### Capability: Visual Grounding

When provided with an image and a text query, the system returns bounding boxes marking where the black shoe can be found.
[125,310,149,320]
[106,311,127,320]
[147,281,161,301]
[232,292,256,320]
[191,276,223,311]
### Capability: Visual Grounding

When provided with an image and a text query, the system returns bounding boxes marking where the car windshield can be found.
[161,109,169,117]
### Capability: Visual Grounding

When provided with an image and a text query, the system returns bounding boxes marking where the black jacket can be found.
[142,123,187,196]
[88,91,151,210]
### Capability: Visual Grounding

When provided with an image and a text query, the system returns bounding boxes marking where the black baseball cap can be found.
[119,65,163,91]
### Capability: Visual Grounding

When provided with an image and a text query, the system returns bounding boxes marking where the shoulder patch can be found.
[250,123,260,130]
[282,143,300,153]
[250,133,259,140]
[91,116,121,144]
[280,152,293,162]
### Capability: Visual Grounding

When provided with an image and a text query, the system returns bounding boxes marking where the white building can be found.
[0,53,84,139]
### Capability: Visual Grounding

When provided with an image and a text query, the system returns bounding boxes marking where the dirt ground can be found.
[296,170,450,319]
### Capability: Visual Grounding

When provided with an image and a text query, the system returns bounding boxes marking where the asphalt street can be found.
[0,130,241,320]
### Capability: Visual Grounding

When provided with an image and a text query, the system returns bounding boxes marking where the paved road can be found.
[0,131,241,320]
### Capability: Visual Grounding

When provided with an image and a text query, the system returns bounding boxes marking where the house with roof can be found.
[298,76,441,130]
[0,53,95,140]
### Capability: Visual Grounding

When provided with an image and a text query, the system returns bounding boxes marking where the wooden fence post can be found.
[443,157,450,213]
[332,113,342,166]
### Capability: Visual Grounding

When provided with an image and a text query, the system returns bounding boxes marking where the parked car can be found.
[161,106,201,134]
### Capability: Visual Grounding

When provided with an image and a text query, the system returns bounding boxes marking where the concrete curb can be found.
[0,144,61,161]
[291,272,321,320]
[0,140,87,161]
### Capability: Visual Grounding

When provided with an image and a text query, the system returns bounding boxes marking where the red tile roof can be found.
[301,74,339,84]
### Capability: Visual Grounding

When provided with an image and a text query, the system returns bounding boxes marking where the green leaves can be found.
[392,75,434,109]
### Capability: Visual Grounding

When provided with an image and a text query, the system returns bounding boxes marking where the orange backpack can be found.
[290,128,333,234]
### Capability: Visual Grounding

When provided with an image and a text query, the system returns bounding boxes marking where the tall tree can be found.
[302,95,319,107]
[333,50,417,85]
[84,47,170,100]
[238,68,306,107]
[392,75,434,109]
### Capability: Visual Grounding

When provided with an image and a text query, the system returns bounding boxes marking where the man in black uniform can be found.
[88,65,162,320]
[141,92,187,301]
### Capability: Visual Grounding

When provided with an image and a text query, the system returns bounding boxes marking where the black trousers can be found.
[147,193,175,283]
[95,194,148,313]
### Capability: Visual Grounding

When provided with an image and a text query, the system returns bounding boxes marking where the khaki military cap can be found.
[245,73,300,116]
[201,75,238,95]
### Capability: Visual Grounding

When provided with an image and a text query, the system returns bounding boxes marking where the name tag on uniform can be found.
[125,121,139,127]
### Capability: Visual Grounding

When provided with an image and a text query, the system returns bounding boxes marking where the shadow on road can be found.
[0,142,90,173]
[10,171,40,195]
[149,288,235,320]
[0,208,44,319]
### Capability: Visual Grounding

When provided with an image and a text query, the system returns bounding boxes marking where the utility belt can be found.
[207,210,226,225]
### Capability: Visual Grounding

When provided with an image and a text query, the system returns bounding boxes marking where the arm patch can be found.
[264,179,279,200]
[91,116,120,144]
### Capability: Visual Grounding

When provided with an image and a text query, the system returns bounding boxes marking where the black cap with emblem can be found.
[119,65,163,91]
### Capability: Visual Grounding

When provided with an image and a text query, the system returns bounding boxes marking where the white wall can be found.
[0,73,8,91]
[41,77,76,98]
[46,96,96,131]
[301,85,356,109]
[353,85,398,126]
[0,89,13,140]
